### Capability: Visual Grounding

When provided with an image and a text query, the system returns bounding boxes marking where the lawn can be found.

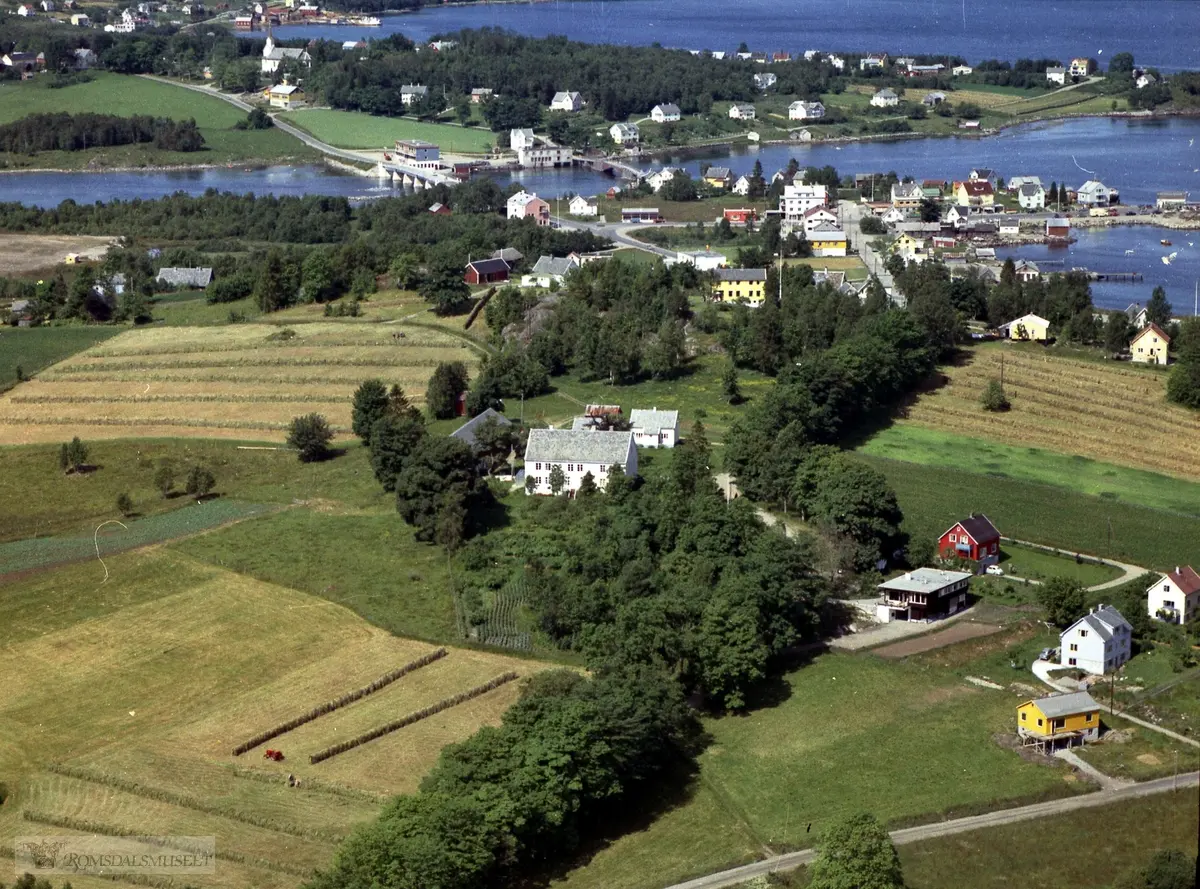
[0,549,543,888]
[279,108,495,154]
[594,195,772,223]
[0,320,481,443]
[859,425,1200,518]
[896,790,1199,889]
[555,652,1085,889]
[994,542,1121,585]
[154,294,262,325]
[1077,713,1200,782]
[861,456,1200,570]
[173,510,461,644]
[891,343,1200,482]
[0,437,389,542]
[0,325,119,393]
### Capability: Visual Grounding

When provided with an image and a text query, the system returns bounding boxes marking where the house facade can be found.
[610,122,640,146]
[1147,565,1200,624]
[891,181,923,209]
[1155,191,1188,210]
[1018,183,1046,210]
[713,268,768,306]
[620,207,663,223]
[506,191,551,225]
[523,429,637,495]
[876,568,972,622]
[955,180,995,206]
[704,166,732,189]
[550,91,584,112]
[729,103,756,120]
[1060,604,1132,675]
[464,258,511,285]
[997,313,1051,341]
[1130,323,1170,365]
[1017,692,1101,746]
[937,514,1000,563]
[870,88,899,107]
[780,183,829,221]
[518,145,573,168]
[1077,179,1118,207]
[629,408,679,448]
[788,101,825,120]
[1069,57,1091,78]
[1046,66,1067,85]
[808,224,848,257]
[394,139,440,164]
[651,103,681,122]
[522,255,579,288]
[509,128,536,152]
[399,84,428,106]
[568,195,598,216]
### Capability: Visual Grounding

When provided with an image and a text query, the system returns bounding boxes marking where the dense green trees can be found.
[1166,318,1200,408]
[393,436,491,546]
[1038,576,1087,628]
[426,362,470,420]
[808,812,905,889]
[351,379,391,444]
[57,436,89,473]
[0,112,203,154]
[287,413,335,462]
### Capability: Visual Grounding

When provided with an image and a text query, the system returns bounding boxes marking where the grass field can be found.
[0,437,388,542]
[859,425,1200,517]
[996,542,1122,585]
[895,343,1200,481]
[556,651,1086,889]
[0,73,314,168]
[861,456,1200,570]
[279,108,496,155]
[0,325,120,394]
[0,320,482,443]
[0,548,545,887]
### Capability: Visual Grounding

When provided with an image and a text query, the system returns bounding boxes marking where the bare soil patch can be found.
[874,621,1003,658]
[0,233,117,273]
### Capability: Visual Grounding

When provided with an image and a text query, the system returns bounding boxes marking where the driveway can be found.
[1032,657,1081,692]
[1003,537,1148,593]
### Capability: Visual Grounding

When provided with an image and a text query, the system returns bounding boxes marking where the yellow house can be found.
[998,313,1050,341]
[268,83,304,110]
[890,234,926,258]
[955,180,995,206]
[713,268,768,306]
[63,253,80,264]
[808,224,848,257]
[1130,323,1170,365]
[1017,691,1101,748]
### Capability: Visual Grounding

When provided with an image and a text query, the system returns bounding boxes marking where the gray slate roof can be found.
[629,408,678,435]
[524,428,633,465]
[706,166,732,179]
[1031,691,1100,718]
[1067,605,1131,642]
[1019,183,1044,196]
[655,102,681,115]
[715,268,768,281]
[531,255,576,277]
[492,247,524,263]
[878,568,972,594]
[156,267,213,288]
[450,408,512,449]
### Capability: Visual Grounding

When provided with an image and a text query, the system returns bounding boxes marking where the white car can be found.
[985,565,1005,576]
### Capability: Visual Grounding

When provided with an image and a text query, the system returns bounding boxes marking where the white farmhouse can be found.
[1147,565,1200,624]
[550,91,585,112]
[609,122,640,146]
[788,100,825,120]
[651,103,681,122]
[728,103,756,120]
[510,128,536,152]
[629,408,679,448]
[262,36,312,74]
[399,84,428,106]
[870,88,899,107]
[568,195,598,216]
[1018,182,1046,210]
[1060,604,1133,675]
[523,429,637,495]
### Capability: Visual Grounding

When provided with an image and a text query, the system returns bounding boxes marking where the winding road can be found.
[664,772,1198,889]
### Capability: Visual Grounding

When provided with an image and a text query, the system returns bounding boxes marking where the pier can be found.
[1070,268,1143,282]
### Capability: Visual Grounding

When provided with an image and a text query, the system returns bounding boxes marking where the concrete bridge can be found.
[373,161,459,189]
[572,155,645,182]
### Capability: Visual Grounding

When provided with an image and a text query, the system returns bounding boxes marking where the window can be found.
[1069,643,1078,652]
[991,543,998,553]
[1052,718,1064,730]
[1037,718,1043,726]
[1079,629,1088,637]
[1068,657,1077,666]
[1085,712,1093,722]
[1163,599,1175,609]
[948,533,957,543]
[1020,712,1027,721]
[535,463,542,471]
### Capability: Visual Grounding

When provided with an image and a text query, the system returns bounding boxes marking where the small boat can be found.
[1161,239,1172,246]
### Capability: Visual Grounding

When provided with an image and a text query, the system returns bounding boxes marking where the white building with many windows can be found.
[1147,566,1200,624]
[629,409,679,448]
[1059,604,1133,675]
[523,429,637,495]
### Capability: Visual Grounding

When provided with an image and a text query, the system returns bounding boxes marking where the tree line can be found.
[0,112,204,154]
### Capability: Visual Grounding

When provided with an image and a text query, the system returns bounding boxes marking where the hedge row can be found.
[232,647,448,756]
[309,672,520,765]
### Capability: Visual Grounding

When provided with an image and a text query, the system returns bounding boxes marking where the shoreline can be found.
[0,156,363,177]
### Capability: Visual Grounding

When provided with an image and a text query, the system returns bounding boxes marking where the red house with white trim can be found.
[938,514,1001,563]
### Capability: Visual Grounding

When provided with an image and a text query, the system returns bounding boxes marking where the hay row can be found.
[232,647,449,755]
[85,337,460,357]
[36,369,433,386]
[309,672,520,765]
[227,766,388,802]
[20,810,314,879]
[0,415,326,432]
[57,355,456,372]
[10,393,349,405]
[43,764,341,842]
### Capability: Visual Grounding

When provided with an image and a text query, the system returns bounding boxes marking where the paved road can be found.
[664,773,1198,889]
[553,216,679,258]
[839,201,898,303]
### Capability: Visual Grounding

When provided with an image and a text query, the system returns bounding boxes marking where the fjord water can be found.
[267,0,1200,71]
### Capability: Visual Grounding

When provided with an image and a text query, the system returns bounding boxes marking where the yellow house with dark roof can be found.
[713,268,768,306]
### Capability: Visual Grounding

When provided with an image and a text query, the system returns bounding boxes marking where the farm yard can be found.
[895,344,1200,481]
[0,548,546,888]
[0,321,484,444]
[278,108,496,155]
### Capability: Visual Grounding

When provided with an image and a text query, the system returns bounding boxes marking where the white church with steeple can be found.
[261,21,312,74]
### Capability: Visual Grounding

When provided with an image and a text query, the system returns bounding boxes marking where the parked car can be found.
[1039,647,1056,661]
[985,564,1005,576]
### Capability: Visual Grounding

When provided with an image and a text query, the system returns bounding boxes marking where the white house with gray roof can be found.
[1060,604,1132,675]
[651,103,681,123]
[450,408,512,450]
[629,408,679,448]
[400,84,429,106]
[523,429,637,495]
[522,255,579,288]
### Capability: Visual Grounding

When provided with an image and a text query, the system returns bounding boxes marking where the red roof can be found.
[940,514,1000,544]
[960,181,993,196]
[1168,565,1200,595]
[1133,322,1171,344]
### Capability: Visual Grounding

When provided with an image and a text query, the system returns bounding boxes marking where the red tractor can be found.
[263,749,285,762]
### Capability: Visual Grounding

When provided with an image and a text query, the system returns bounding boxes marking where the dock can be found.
[1070,268,1143,282]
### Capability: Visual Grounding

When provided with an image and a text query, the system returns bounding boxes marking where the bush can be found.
[185,465,216,498]
[153,463,175,498]
[287,413,334,462]
[58,436,89,473]
[981,379,1011,412]
[116,493,135,516]
[859,215,887,235]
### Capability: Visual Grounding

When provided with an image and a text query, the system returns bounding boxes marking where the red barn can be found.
[938,514,1001,562]
[464,258,510,285]
[723,208,757,225]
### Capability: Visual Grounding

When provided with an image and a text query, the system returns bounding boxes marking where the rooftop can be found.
[1028,691,1100,719]
[879,568,972,594]
[450,408,512,449]
[715,268,768,281]
[524,429,634,465]
[1166,565,1200,595]
[629,408,678,435]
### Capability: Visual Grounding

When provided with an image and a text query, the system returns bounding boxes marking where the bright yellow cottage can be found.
[713,268,768,306]
[1017,691,1101,750]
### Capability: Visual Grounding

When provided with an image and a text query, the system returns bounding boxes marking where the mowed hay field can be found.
[0,549,546,888]
[0,321,482,444]
[900,345,1200,480]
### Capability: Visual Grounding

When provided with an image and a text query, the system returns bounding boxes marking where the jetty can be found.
[1071,268,1143,282]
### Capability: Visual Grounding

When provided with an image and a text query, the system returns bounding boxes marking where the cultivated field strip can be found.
[0,322,475,443]
[905,349,1200,479]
